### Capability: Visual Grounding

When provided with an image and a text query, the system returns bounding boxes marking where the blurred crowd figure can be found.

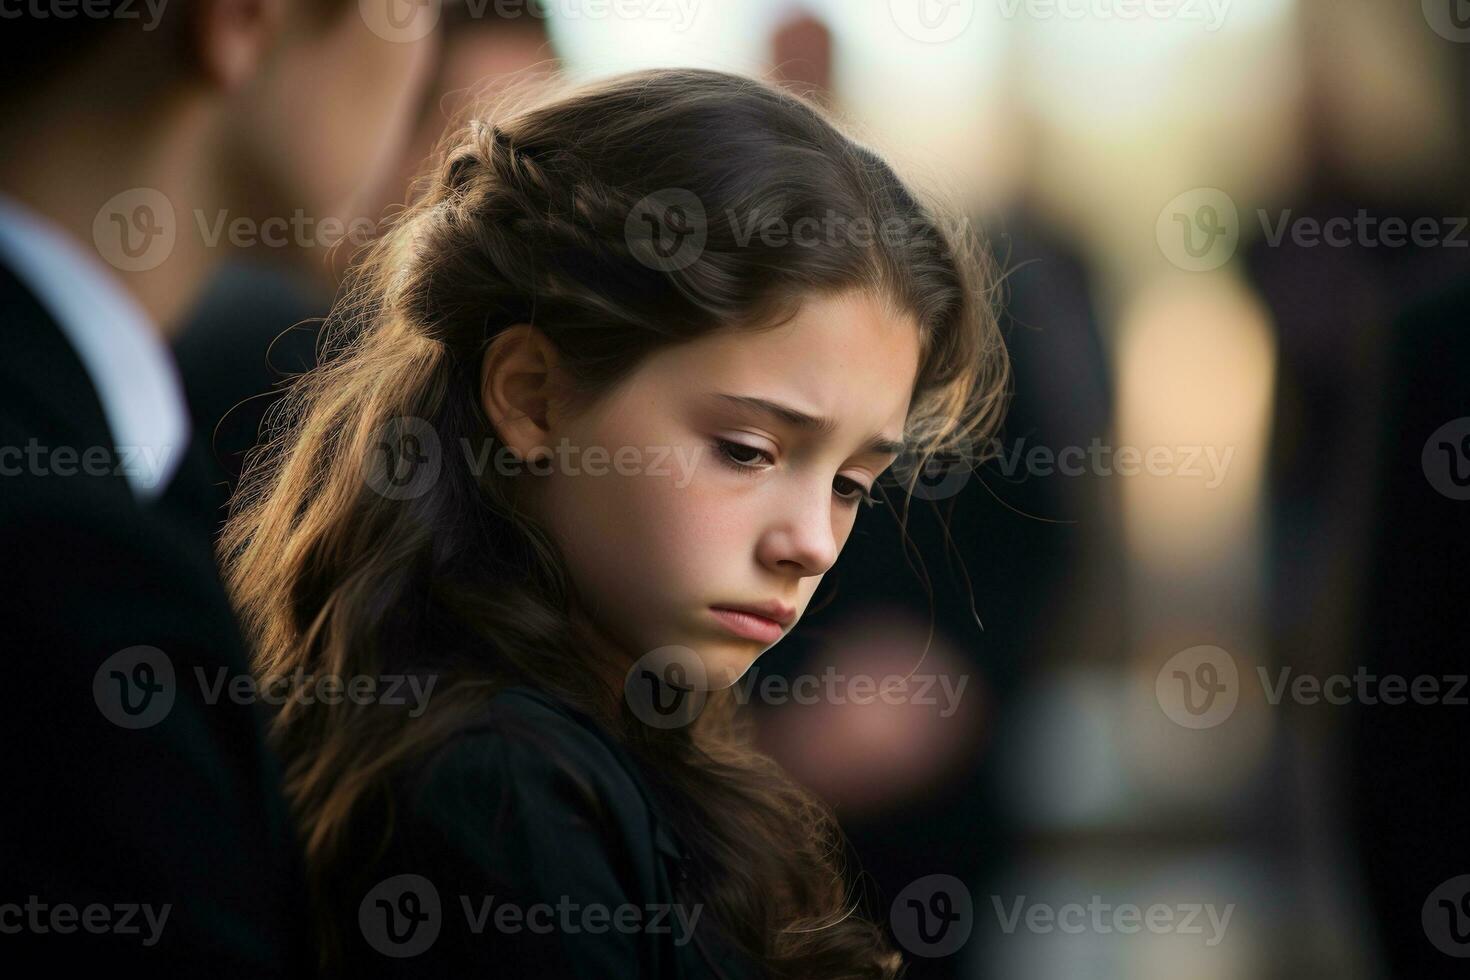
[0,2,442,973]
[176,4,558,529]
[1344,277,1470,977]
[1245,11,1470,976]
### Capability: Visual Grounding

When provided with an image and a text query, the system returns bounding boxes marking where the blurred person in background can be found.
[0,0,436,972]
[1232,4,1470,974]
[1345,275,1470,978]
[767,4,833,108]
[1336,25,1470,978]
[176,0,559,535]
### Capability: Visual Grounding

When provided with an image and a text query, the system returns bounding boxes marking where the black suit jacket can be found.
[335,684,764,979]
[0,262,309,975]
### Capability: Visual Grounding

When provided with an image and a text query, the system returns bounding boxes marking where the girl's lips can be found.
[709,606,784,644]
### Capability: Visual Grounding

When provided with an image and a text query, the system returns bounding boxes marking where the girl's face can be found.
[508,289,921,690]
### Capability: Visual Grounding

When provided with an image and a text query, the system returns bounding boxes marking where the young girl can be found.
[223,67,1008,978]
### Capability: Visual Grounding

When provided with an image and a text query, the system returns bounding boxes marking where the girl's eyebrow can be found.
[708,392,906,457]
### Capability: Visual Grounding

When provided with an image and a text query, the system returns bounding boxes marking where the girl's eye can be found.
[834,476,882,509]
[712,438,773,470]
[712,439,882,510]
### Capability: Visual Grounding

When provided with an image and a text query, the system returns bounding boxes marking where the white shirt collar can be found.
[0,191,190,501]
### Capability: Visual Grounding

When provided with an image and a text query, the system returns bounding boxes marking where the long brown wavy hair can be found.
[222,67,1009,978]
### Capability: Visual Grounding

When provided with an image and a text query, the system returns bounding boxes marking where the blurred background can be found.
[175,1,1470,977]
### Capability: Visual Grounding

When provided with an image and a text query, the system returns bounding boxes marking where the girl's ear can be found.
[479,324,562,462]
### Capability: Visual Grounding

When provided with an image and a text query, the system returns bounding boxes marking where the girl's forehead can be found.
[650,291,922,378]
[625,293,921,442]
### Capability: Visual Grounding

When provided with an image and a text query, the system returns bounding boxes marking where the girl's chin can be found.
[696,649,761,691]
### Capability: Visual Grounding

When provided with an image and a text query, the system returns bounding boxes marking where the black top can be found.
[337,684,765,979]
[0,262,310,975]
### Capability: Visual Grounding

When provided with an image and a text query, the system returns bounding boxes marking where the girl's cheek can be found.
[648,487,742,581]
